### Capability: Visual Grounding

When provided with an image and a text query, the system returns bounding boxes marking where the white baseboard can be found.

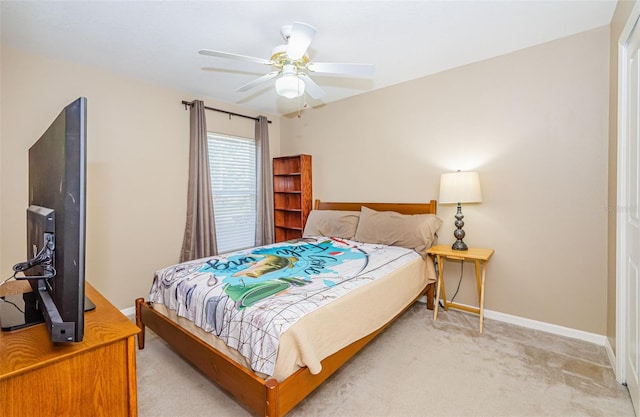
[604,336,617,372]
[418,297,607,346]
[121,306,136,318]
[482,308,606,346]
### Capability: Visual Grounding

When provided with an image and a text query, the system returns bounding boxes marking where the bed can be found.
[135,199,440,417]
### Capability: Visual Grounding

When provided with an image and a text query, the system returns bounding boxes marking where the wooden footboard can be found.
[135,281,433,417]
[136,298,275,415]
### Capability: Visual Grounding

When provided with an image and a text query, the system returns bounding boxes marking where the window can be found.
[208,133,256,253]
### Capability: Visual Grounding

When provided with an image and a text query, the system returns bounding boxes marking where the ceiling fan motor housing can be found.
[280,24,293,41]
[271,44,309,70]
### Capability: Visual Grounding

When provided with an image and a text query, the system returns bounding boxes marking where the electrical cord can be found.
[0,239,53,308]
[0,274,18,311]
[13,233,54,272]
[11,233,56,280]
[0,274,16,287]
[0,295,25,314]
[449,260,464,303]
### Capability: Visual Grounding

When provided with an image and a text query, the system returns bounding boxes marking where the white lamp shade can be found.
[275,75,305,98]
[439,171,482,204]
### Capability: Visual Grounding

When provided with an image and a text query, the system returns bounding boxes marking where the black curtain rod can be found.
[181,100,272,124]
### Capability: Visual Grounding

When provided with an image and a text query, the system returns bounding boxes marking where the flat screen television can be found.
[0,97,91,343]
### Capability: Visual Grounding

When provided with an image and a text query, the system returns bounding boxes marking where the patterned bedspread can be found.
[149,237,420,376]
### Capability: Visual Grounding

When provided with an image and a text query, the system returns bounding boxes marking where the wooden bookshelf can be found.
[273,154,312,242]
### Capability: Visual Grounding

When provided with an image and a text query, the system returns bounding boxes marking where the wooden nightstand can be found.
[427,244,495,333]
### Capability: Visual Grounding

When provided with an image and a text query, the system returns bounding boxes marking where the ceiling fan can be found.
[199,22,375,100]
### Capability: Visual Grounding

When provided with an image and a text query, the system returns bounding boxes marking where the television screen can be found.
[0,97,89,343]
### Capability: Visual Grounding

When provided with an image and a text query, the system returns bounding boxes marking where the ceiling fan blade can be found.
[286,22,317,60]
[235,71,280,92]
[307,62,375,76]
[199,49,271,66]
[298,73,326,99]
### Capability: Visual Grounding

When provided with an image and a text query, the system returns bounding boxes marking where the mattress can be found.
[149,237,433,381]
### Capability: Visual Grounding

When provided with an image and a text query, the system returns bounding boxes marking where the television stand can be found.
[0,281,140,416]
[0,292,96,332]
[0,291,44,331]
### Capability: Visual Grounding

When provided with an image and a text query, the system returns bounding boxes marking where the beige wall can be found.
[607,0,638,354]
[281,27,610,334]
[0,46,280,309]
[0,23,614,336]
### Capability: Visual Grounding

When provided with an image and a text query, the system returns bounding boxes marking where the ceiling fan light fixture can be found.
[275,65,305,98]
[275,75,305,98]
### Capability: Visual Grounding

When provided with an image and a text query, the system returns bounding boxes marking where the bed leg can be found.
[265,378,279,417]
[426,283,435,310]
[135,298,146,349]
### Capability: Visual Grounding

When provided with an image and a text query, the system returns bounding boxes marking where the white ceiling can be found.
[1,1,617,116]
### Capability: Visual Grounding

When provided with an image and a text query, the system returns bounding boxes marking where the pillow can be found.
[353,206,443,254]
[302,210,361,239]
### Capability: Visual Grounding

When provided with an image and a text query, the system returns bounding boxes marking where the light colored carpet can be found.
[135,303,635,417]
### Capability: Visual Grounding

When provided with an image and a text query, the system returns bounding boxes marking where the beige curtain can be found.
[255,115,274,246]
[180,100,217,262]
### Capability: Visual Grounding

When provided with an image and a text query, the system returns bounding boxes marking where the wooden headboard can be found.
[313,199,437,215]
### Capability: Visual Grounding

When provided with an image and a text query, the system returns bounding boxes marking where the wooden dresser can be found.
[0,282,140,416]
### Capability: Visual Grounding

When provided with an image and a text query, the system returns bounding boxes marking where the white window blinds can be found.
[207,133,256,254]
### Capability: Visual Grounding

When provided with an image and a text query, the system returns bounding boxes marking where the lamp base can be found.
[451,239,468,251]
[452,203,469,251]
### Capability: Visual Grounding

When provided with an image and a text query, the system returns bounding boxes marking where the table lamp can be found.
[439,171,482,251]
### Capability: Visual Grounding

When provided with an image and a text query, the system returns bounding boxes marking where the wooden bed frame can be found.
[135,199,437,417]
